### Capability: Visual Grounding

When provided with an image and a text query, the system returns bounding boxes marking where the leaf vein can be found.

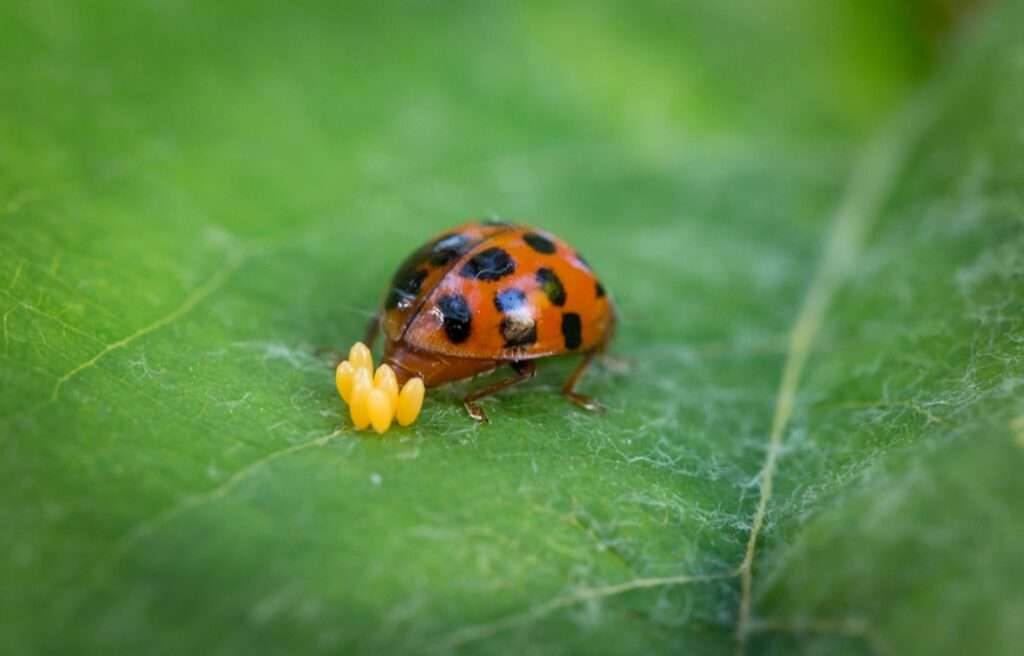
[733,90,942,654]
[50,252,246,401]
[432,571,732,652]
[70,428,344,617]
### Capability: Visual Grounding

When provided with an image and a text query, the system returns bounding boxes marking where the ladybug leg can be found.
[363,312,381,349]
[561,350,605,413]
[463,361,536,423]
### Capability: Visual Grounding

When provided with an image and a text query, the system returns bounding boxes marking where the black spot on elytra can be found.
[494,288,535,348]
[523,232,556,254]
[460,247,515,281]
[501,315,537,348]
[385,268,428,310]
[494,288,527,313]
[561,312,582,350]
[391,243,433,283]
[429,233,471,267]
[437,294,472,344]
[595,281,606,298]
[535,267,566,306]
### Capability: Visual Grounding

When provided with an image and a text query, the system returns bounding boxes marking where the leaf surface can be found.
[1,2,1021,655]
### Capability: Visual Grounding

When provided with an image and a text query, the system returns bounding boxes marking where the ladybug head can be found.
[382,341,448,387]
[383,340,499,388]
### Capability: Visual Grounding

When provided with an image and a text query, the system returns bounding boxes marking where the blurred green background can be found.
[2,1,1023,654]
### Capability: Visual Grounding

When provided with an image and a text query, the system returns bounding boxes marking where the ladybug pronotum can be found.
[360,220,616,424]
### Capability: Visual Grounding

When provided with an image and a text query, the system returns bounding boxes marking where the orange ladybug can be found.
[363,220,616,422]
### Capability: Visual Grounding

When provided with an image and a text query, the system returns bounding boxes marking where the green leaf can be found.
[2,2,1021,655]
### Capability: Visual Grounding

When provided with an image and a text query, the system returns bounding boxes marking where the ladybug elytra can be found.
[361,220,616,423]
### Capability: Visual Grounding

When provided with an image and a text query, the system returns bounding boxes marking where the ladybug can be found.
[362,220,616,422]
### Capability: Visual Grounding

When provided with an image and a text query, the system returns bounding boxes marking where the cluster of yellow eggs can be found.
[335,342,425,434]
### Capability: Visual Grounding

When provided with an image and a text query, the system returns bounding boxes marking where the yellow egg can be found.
[335,360,355,403]
[349,368,373,430]
[396,377,425,426]
[368,388,395,434]
[348,341,373,372]
[374,364,400,408]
